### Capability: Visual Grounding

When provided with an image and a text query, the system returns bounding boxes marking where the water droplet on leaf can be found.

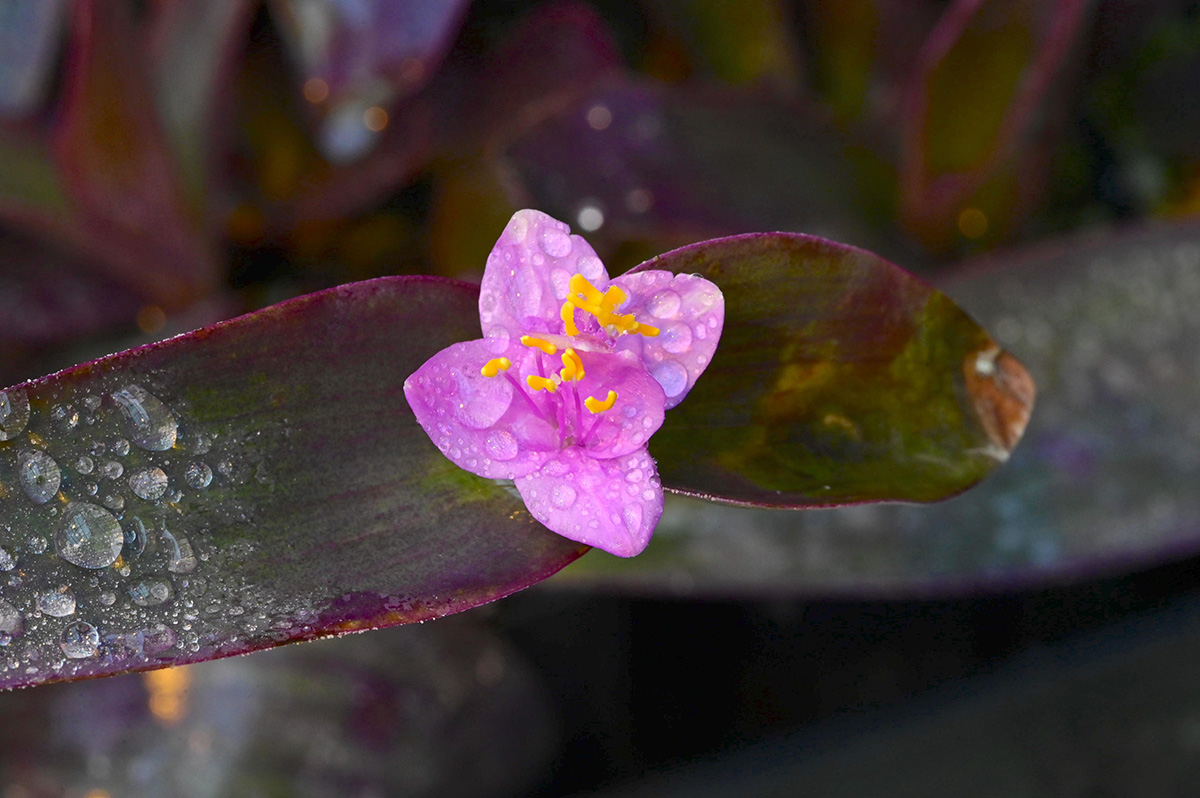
[55,503,124,569]
[0,390,30,440]
[60,621,99,658]
[18,450,61,504]
[129,467,168,500]
[111,385,177,451]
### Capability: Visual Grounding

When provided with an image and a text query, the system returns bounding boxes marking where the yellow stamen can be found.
[560,274,658,337]
[527,375,559,393]
[480,357,512,377]
[561,301,579,336]
[520,335,557,355]
[584,390,618,413]
[560,349,585,382]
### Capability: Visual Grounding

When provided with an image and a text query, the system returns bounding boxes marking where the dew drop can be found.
[27,535,47,554]
[0,598,22,641]
[539,228,572,258]
[111,438,131,457]
[123,517,148,559]
[625,468,644,483]
[659,323,693,354]
[37,586,76,617]
[111,385,177,451]
[98,460,124,480]
[551,484,578,509]
[694,323,708,340]
[648,290,682,319]
[74,456,94,475]
[129,580,173,607]
[0,389,30,440]
[55,503,124,569]
[184,461,212,489]
[50,403,79,429]
[623,504,643,531]
[102,494,125,512]
[162,524,197,574]
[650,361,689,398]
[129,467,168,500]
[98,591,116,607]
[484,429,519,461]
[577,256,604,281]
[18,450,61,504]
[60,621,100,658]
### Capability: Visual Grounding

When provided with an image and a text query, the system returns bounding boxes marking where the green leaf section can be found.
[640,232,1033,506]
[0,277,583,689]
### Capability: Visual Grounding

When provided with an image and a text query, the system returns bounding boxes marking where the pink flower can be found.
[404,210,723,556]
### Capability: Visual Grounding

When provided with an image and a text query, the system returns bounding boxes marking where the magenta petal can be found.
[516,447,663,557]
[404,339,556,479]
[573,350,666,460]
[611,270,725,409]
[479,209,610,339]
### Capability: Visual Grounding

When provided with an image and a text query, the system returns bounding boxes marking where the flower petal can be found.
[479,209,609,340]
[404,339,558,479]
[571,350,666,460]
[610,270,724,409]
[516,447,663,557]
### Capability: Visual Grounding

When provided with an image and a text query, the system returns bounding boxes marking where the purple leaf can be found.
[556,222,1200,596]
[0,277,583,689]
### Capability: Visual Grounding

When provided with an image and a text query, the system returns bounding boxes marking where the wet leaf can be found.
[900,0,1091,249]
[0,277,584,689]
[556,222,1200,596]
[640,232,1033,508]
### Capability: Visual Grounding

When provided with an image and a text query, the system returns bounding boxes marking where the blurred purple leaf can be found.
[0,0,68,117]
[0,619,555,796]
[0,277,583,689]
[640,232,1033,507]
[495,79,874,257]
[556,221,1200,596]
[899,0,1091,248]
[268,0,472,163]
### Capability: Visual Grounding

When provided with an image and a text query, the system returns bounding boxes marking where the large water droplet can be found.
[539,228,572,258]
[648,290,681,319]
[37,586,76,617]
[111,385,177,451]
[184,461,212,489]
[60,621,100,658]
[55,503,124,569]
[18,450,61,504]
[129,467,168,500]
[0,598,22,641]
[551,484,577,509]
[650,361,689,398]
[162,524,197,574]
[659,323,693,354]
[0,389,30,440]
[485,429,519,461]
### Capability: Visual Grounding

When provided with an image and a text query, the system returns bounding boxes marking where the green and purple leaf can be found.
[0,233,1029,687]
[557,222,1200,596]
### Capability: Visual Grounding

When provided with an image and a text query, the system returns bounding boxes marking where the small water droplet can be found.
[123,517,148,559]
[18,450,61,504]
[129,580,173,607]
[98,591,116,606]
[625,469,644,483]
[0,389,30,440]
[484,429,519,461]
[84,481,98,496]
[27,536,47,554]
[74,456,95,475]
[694,324,707,340]
[81,395,102,413]
[648,290,682,319]
[102,493,125,512]
[578,256,604,281]
[111,385,177,451]
[539,228,572,258]
[111,438,131,457]
[660,323,693,354]
[37,586,76,617]
[0,547,13,571]
[60,621,100,658]
[56,503,124,569]
[184,461,212,489]
[98,460,124,480]
[129,467,168,500]
[623,504,643,531]
[551,485,577,509]
[162,524,197,574]
[50,403,79,429]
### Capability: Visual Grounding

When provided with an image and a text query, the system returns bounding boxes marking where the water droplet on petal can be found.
[0,389,30,440]
[540,229,572,258]
[648,290,681,319]
[18,450,61,503]
[56,503,124,569]
[551,484,577,509]
[485,429,519,461]
[550,268,572,299]
[623,504,643,531]
[37,586,76,617]
[111,385,177,451]
[129,467,168,500]
[660,323,692,354]
[577,256,604,281]
[60,621,99,658]
[650,361,689,398]
[184,461,212,489]
[625,469,644,483]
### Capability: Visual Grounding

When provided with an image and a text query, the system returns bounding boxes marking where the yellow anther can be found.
[584,390,618,413]
[560,301,579,336]
[560,348,585,382]
[526,375,559,393]
[569,273,605,304]
[520,335,557,355]
[631,321,659,337]
[480,357,512,377]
